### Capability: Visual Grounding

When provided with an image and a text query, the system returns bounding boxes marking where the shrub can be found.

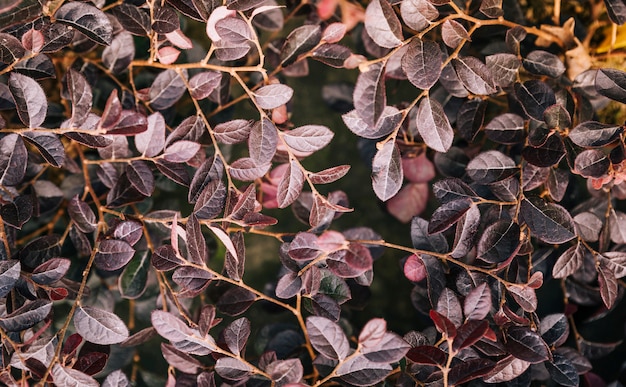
[1,0,626,385]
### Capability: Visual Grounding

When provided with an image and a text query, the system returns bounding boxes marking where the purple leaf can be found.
[152,245,185,271]
[215,357,252,381]
[309,165,350,184]
[66,69,92,127]
[266,359,303,385]
[463,283,491,320]
[520,196,576,244]
[466,150,517,184]
[595,68,626,103]
[361,332,410,363]
[102,31,135,73]
[372,141,402,201]
[283,125,334,153]
[442,20,470,48]
[68,195,96,233]
[126,160,154,196]
[505,326,551,364]
[402,38,442,90]
[161,343,203,373]
[111,3,151,36]
[400,0,438,31]
[248,118,277,165]
[354,62,386,127]
[436,288,463,327]
[74,306,129,345]
[163,140,201,163]
[453,56,496,95]
[277,160,305,208]
[0,300,51,332]
[22,132,65,167]
[217,287,256,316]
[0,260,20,298]
[280,25,321,66]
[189,71,222,100]
[406,345,447,365]
[253,84,294,110]
[51,365,98,387]
[149,69,187,110]
[223,317,250,356]
[416,97,453,152]
[364,0,402,48]
[55,2,112,45]
[136,112,166,157]
[0,32,25,63]
[9,73,47,128]
[94,239,135,271]
[306,316,350,360]
[213,119,254,144]
[336,355,392,386]
[477,220,520,264]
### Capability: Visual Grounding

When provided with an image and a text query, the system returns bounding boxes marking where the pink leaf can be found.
[386,182,429,223]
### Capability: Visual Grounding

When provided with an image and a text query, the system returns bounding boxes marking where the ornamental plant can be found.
[3,0,626,385]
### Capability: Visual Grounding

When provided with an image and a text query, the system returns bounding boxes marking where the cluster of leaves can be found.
[1,0,626,384]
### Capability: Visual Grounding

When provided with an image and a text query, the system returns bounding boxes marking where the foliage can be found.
[1,0,626,385]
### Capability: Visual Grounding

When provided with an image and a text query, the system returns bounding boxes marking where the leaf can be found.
[574,149,609,177]
[277,160,305,208]
[249,118,278,165]
[371,141,402,201]
[453,56,496,95]
[361,332,410,363]
[0,260,20,298]
[217,287,256,316]
[429,309,457,338]
[0,300,51,332]
[466,150,517,184]
[163,140,201,163]
[406,345,447,365]
[568,121,623,147]
[428,197,473,234]
[545,353,579,387]
[515,80,556,120]
[401,38,443,90]
[119,251,150,299]
[507,285,537,312]
[149,69,187,110]
[484,355,530,383]
[480,0,503,17]
[102,31,135,73]
[432,178,477,203]
[189,71,222,100]
[598,263,618,309]
[336,355,392,386]
[66,69,92,127]
[354,62,386,127]
[102,370,130,387]
[309,165,350,184]
[68,195,96,233]
[605,0,626,24]
[136,112,165,157]
[1,194,32,229]
[416,97,453,152]
[404,254,427,282]
[153,5,180,34]
[520,196,576,244]
[74,306,129,345]
[477,220,520,264]
[595,68,626,103]
[411,217,448,253]
[223,318,250,356]
[215,357,252,381]
[266,359,303,385]
[280,25,321,66]
[94,239,135,271]
[364,0,402,48]
[126,160,154,196]
[505,326,550,364]
[448,358,495,385]
[0,32,25,63]
[436,288,463,326]
[161,343,203,373]
[40,23,74,53]
[484,113,525,144]
[306,316,350,360]
[0,134,27,186]
[463,283,491,320]
[253,84,294,109]
[540,313,569,347]
[312,43,352,67]
[51,365,98,387]
[194,180,227,219]
[442,20,470,48]
[213,119,253,144]
[283,125,334,153]
[22,132,65,167]
[276,271,303,299]
[9,72,47,128]
[111,3,151,36]
[55,2,112,45]
[552,242,585,278]
[342,106,401,139]
[400,0,438,31]
[485,53,521,87]
[523,50,566,77]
